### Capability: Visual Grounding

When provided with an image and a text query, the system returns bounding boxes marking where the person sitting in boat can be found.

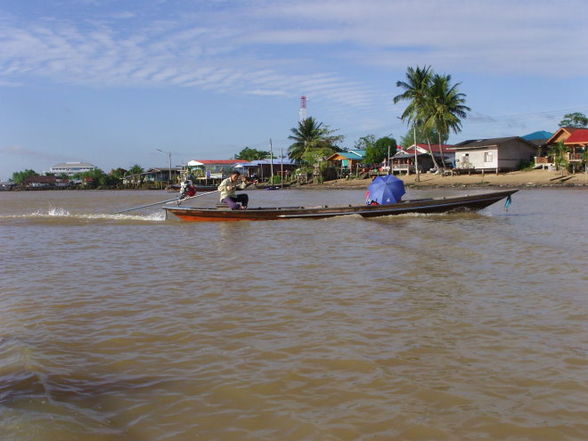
[364,191,380,206]
[218,171,250,210]
[179,180,196,199]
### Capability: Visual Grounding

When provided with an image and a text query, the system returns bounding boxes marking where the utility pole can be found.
[156,148,172,186]
[280,148,284,188]
[413,126,420,182]
[269,138,275,183]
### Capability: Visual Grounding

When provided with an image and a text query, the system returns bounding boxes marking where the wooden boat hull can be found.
[164,190,517,222]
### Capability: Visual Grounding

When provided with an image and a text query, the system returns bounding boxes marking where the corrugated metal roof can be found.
[565,129,588,143]
[453,137,524,149]
[521,131,553,141]
[338,150,365,160]
[406,144,455,153]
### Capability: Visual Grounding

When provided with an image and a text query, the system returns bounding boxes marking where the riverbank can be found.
[304,169,588,189]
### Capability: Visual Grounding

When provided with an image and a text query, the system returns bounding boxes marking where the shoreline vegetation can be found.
[4,170,588,192]
[301,169,588,190]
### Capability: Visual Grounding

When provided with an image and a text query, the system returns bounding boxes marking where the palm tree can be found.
[288,117,343,161]
[424,74,471,169]
[393,66,438,171]
[394,66,433,123]
[127,164,144,187]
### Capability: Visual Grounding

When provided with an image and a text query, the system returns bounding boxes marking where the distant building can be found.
[327,150,366,176]
[50,162,97,176]
[236,158,298,181]
[185,160,249,179]
[143,167,183,184]
[539,127,588,172]
[23,175,70,188]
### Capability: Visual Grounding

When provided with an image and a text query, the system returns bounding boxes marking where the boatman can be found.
[218,171,250,210]
[179,179,196,199]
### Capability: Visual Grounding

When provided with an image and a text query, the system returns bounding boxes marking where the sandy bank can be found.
[300,169,588,190]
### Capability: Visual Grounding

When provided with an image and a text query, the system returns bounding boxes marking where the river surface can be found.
[1,188,587,441]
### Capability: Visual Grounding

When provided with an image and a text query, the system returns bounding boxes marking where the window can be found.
[484,151,493,163]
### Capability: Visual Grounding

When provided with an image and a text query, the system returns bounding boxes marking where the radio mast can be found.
[298,96,307,122]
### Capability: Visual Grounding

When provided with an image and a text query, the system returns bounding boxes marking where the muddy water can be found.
[1,188,587,441]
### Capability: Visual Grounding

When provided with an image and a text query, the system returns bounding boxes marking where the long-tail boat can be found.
[163,189,517,222]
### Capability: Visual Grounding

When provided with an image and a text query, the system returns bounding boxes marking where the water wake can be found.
[0,208,167,223]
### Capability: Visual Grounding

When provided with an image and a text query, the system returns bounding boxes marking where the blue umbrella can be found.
[366,175,405,205]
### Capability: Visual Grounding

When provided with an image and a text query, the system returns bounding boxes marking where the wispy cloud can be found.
[0,5,378,110]
[0,145,69,162]
[251,0,588,75]
[0,0,586,116]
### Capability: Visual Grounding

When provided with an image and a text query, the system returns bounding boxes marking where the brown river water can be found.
[0,188,587,441]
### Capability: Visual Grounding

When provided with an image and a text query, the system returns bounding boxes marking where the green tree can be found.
[11,169,38,184]
[73,169,119,189]
[394,66,470,171]
[548,142,569,174]
[288,117,343,161]
[423,73,470,168]
[127,164,143,175]
[234,147,271,161]
[394,66,439,170]
[363,136,397,165]
[124,164,144,187]
[110,168,127,179]
[394,65,433,125]
[399,125,439,149]
[559,112,588,128]
[353,135,376,151]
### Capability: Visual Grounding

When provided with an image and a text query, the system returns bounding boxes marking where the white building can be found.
[49,162,97,176]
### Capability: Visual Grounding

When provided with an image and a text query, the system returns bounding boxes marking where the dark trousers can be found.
[222,194,248,209]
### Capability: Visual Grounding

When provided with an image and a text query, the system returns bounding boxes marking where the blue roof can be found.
[521,131,553,141]
[339,150,365,160]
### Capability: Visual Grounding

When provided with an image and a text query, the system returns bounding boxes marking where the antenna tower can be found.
[298,96,307,122]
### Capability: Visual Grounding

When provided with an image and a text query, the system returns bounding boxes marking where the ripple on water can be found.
[1,189,587,440]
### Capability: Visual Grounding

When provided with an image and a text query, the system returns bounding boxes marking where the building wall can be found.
[50,164,97,176]
[456,148,498,169]
[456,141,536,171]
[497,141,536,170]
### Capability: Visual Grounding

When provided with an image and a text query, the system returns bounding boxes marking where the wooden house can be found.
[236,159,298,181]
[452,137,538,172]
[327,150,365,176]
[143,167,183,185]
[391,144,455,174]
[539,127,588,171]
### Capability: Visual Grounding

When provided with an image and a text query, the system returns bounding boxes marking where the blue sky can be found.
[1,0,587,179]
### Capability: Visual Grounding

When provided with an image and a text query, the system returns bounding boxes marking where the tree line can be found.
[9,165,146,188]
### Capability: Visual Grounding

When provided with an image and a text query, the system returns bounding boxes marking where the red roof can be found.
[24,175,57,184]
[564,129,588,144]
[407,144,455,153]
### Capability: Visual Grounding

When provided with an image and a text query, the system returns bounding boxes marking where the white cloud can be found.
[0,0,586,119]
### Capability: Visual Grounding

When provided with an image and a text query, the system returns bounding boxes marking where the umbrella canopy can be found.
[366,175,405,205]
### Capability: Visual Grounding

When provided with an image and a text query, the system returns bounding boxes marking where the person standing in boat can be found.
[218,171,250,210]
[179,179,196,199]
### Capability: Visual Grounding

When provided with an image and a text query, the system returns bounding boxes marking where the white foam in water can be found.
[2,208,167,222]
